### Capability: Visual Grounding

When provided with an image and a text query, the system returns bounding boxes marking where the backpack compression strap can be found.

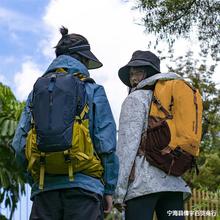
[61,104,89,184]
[152,96,173,120]
[39,152,46,190]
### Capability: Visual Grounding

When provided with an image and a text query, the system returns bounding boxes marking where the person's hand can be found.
[103,195,113,214]
[114,203,126,213]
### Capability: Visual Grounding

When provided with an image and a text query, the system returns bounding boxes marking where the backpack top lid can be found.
[43,55,90,79]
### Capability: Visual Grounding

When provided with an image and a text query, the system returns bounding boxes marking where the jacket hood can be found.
[133,72,182,91]
[43,55,90,77]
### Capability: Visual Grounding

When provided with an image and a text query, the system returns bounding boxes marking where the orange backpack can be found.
[138,79,203,176]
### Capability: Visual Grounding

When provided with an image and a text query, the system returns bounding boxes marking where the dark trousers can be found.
[125,192,185,220]
[30,188,104,220]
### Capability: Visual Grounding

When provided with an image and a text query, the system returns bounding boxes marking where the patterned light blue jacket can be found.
[114,73,191,204]
[12,55,119,200]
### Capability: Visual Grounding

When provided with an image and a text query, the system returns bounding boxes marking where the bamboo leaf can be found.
[1,120,9,136]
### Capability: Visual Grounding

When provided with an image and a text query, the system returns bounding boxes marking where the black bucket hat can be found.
[55,27,103,69]
[118,50,160,87]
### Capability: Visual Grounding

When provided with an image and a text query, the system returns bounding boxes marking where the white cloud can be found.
[39,0,220,124]
[14,61,42,101]
[38,38,55,60]
[41,0,155,124]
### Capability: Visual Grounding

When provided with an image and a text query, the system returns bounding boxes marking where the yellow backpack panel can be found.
[25,105,103,190]
[150,79,203,157]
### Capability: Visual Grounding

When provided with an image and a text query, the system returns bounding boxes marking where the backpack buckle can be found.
[63,150,74,181]
[48,74,57,92]
[40,152,46,164]
[64,150,71,163]
[172,147,182,158]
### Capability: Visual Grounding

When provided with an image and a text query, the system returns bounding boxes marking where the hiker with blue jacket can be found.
[12,27,119,220]
[114,51,196,220]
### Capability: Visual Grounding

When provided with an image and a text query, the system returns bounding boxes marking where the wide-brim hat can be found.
[55,29,103,69]
[118,50,160,87]
[69,44,103,69]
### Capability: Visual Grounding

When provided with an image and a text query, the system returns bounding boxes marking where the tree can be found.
[134,0,220,59]
[192,152,220,191]
[0,83,25,219]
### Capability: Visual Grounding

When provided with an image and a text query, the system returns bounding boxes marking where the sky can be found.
[0,0,152,125]
[1,1,220,219]
[0,0,220,126]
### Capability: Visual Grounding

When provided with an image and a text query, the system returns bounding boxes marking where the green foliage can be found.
[0,83,25,145]
[0,215,7,220]
[135,0,220,59]
[0,83,25,219]
[0,146,26,220]
[192,152,220,190]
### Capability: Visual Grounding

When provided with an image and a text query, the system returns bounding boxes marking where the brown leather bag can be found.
[138,96,197,176]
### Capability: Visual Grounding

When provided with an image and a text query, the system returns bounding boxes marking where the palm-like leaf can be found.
[0,82,26,219]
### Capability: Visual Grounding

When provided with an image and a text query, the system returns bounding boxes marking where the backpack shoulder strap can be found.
[141,84,156,90]
[149,80,173,119]
[183,80,197,92]
[82,77,96,84]
[74,72,95,83]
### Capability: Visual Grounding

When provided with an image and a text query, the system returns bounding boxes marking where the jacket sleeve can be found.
[12,93,32,174]
[114,93,146,203]
[93,85,119,195]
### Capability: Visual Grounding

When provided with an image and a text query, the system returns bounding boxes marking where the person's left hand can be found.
[103,195,113,214]
[114,203,126,213]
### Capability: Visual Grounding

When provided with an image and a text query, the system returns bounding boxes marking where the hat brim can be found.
[77,50,103,69]
[118,60,160,87]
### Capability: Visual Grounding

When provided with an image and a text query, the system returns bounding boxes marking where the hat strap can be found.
[69,45,90,52]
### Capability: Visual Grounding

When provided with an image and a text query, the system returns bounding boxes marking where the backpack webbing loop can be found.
[39,152,46,190]
[80,104,89,119]
[64,150,74,181]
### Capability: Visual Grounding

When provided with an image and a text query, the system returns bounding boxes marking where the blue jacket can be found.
[12,55,119,199]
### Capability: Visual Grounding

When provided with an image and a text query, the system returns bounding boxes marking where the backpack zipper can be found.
[48,74,56,130]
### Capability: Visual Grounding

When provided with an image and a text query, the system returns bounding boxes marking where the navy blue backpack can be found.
[30,72,86,152]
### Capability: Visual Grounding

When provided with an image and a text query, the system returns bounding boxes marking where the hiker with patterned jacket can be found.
[12,27,119,220]
[114,50,199,220]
